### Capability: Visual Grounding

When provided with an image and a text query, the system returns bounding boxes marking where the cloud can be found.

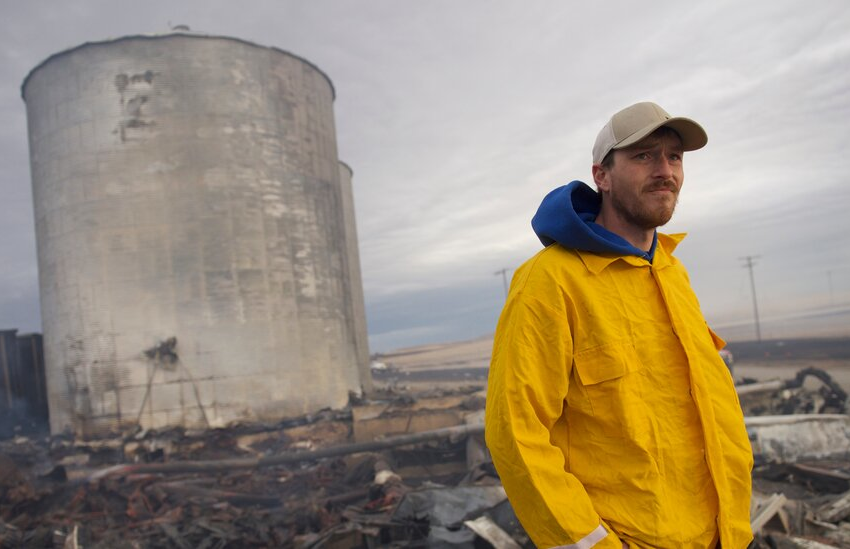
[1,0,848,351]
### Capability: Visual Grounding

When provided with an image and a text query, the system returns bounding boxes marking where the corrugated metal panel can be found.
[17,333,49,424]
[0,330,49,437]
[0,330,19,414]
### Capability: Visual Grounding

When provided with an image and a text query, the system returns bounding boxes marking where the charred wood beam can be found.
[157,481,283,507]
[89,423,484,480]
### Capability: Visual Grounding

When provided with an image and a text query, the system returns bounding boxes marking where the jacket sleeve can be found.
[485,292,623,549]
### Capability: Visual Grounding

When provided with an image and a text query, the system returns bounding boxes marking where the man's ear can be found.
[592,164,610,193]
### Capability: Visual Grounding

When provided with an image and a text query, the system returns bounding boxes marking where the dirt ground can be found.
[374,336,850,393]
[374,336,493,371]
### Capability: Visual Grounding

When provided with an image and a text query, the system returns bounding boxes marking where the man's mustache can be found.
[645,180,678,193]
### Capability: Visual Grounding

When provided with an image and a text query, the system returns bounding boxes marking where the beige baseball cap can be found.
[592,101,708,164]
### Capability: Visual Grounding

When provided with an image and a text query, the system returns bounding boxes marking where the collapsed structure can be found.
[1,369,850,548]
[21,31,370,436]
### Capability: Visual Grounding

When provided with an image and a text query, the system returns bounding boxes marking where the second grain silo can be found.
[22,31,370,436]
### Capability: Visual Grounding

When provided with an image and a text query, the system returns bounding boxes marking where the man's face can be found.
[596,129,685,230]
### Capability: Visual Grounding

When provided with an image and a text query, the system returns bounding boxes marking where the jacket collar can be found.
[576,232,686,274]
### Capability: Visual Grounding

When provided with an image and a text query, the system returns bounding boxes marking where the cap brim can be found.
[613,116,708,152]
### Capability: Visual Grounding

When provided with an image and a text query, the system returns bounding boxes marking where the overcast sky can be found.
[2,1,849,352]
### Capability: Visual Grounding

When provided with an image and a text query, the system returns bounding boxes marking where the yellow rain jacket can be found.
[486,202,753,548]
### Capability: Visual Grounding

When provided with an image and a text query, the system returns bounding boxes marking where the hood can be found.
[531,180,656,260]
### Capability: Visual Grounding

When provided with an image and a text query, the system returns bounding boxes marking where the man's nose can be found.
[653,156,674,179]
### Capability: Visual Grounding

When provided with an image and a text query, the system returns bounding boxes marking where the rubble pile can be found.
[749,460,850,548]
[1,367,849,548]
[740,368,850,548]
[0,387,530,548]
[737,367,848,417]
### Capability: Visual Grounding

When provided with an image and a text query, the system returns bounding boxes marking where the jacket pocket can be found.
[573,340,648,440]
[574,339,644,384]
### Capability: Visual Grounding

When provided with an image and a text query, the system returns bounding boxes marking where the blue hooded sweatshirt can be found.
[531,180,657,262]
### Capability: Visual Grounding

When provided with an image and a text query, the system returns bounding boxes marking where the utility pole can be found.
[494,268,510,299]
[740,255,762,342]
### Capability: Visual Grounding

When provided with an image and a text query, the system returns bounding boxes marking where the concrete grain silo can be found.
[338,162,371,390]
[22,32,370,436]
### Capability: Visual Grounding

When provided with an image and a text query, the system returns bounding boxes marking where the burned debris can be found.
[2,361,850,547]
[737,367,848,416]
[739,368,850,548]
[0,386,531,548]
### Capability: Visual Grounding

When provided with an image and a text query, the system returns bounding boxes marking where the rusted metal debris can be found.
[740,369,850,548]
[737,367,848,417]
[0,386,527,548]
[2,369,850,548]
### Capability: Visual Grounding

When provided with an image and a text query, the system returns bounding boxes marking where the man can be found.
[485,102,752,548]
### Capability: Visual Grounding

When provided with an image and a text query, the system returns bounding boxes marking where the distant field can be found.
[373,336,850,390]
[375,336,493,371]
[725,337,850,360]
[711,306,850,342]
[377,336,850,369]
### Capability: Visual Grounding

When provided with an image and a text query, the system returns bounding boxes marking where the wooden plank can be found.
[751,493,787,533]
[463,515,522,549]
[818,490,850,523]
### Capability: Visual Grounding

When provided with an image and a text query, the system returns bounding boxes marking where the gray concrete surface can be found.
[23,33,368,435]
[338,162,371,393]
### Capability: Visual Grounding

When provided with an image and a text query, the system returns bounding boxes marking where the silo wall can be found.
[338,162,371,392]
[22,33,365,436]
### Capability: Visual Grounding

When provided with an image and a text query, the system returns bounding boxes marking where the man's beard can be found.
[609,181,679,230]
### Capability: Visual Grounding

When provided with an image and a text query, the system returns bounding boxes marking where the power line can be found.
[739,255,762,342]
[827,270,834,307]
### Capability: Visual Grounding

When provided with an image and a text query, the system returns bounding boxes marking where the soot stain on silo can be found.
[114,74,128,95]
[114,70,158,142]
[62,339,93,434]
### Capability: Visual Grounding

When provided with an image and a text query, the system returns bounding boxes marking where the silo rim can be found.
[21,30,336,101]
[338,160,354,178]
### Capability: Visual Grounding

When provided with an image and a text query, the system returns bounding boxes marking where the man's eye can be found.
[670,154,682,162]
[635,153,650,160]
